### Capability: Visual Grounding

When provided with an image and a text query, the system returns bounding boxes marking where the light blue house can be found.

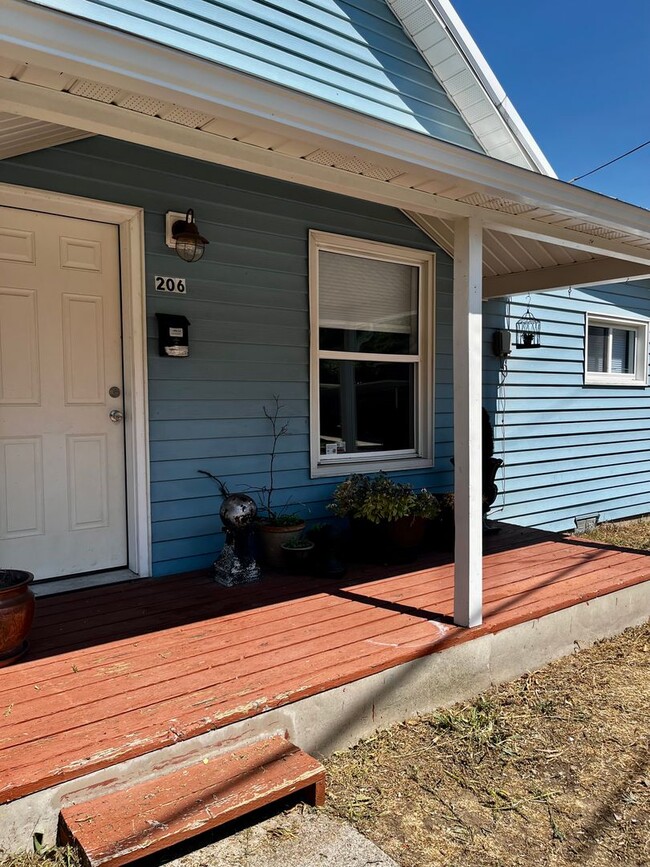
[1,0,650,627]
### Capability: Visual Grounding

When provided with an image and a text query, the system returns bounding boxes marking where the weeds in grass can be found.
[430,696,510,757]
[0,846,80,867]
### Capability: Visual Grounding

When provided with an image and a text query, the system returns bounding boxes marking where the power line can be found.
[569,138,650,183]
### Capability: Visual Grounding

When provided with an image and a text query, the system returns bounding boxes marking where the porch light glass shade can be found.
[172,209,209,262]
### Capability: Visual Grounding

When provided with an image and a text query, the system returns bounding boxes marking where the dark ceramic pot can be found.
[0,570,35,667]
[281,540,315,573]
[258,522,306,568]
[387,516,430,551]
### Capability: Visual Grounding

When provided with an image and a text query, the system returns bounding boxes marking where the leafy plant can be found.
[355,475,416,524]
[269,513,303,527]
[329,472,439,525]
[413,489,441,520]
[327,473,372,518]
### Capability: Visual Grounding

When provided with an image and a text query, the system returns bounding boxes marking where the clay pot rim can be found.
[259,522,306,534]
[0,570,34,592]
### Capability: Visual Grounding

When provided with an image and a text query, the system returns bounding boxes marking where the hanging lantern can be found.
[515,308,541,349]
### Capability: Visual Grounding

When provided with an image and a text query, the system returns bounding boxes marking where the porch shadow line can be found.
[328,586,454,626]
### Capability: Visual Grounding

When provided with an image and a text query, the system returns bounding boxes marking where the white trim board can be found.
[0,182,152,577]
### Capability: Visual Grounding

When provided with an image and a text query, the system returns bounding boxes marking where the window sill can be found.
[584,374,647,387]
[310,455,433,479]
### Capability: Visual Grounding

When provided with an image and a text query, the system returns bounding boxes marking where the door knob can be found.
[109,409,124,423]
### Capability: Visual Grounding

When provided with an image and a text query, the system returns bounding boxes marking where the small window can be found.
[309,231,434,477]
[585,314,648,386]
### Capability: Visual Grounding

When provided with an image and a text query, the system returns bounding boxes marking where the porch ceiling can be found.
[0,110,89,158]
[1,56,649,297]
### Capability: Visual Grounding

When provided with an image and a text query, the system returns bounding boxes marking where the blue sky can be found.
[452,0,650,209]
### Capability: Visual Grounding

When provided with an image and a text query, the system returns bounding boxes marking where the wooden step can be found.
[58,736,326,867]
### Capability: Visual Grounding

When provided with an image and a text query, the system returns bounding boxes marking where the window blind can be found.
[611,328,633,373]
[319,251,417,334]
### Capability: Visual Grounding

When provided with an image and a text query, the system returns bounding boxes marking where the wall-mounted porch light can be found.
[165,209,209,263]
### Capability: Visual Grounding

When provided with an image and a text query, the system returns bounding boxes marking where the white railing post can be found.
[453,217,483,627]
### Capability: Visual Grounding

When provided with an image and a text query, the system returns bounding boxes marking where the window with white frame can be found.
[309,231,434,476]
[585,313,648,386]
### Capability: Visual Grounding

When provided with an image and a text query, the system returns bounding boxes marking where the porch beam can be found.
[453,218,484,628]
[2,76,650,272]
[483,258,650,298]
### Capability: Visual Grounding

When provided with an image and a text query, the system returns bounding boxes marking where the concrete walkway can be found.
[162,808,399,867]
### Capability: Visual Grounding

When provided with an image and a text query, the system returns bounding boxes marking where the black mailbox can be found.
[156,313,191,357]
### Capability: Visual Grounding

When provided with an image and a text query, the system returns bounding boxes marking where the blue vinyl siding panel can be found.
[29,0,482,151]
[485,283,650,533]
[0,137,453,575]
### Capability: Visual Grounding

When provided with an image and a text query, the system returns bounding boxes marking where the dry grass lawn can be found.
[580,517,650,551]
[326,620,649,867]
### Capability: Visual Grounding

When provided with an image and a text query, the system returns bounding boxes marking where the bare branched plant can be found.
[259,396,302,525]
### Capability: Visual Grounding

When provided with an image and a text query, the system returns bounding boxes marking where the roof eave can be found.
[400,0,556,177]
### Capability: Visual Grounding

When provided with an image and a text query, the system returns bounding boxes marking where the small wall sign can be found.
[154,275,187,294]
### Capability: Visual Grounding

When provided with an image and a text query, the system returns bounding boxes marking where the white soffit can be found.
[0,110,89,158]
[387,0,556,176]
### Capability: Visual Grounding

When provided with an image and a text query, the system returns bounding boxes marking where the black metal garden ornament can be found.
[515,298,541,349]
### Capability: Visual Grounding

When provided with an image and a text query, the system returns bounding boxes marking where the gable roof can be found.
[389,0,555,175]
[18,0,551,174]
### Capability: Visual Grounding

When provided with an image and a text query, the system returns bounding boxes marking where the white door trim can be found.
[0,182,151,577]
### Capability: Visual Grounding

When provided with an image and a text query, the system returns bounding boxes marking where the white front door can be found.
[0,206,127,580]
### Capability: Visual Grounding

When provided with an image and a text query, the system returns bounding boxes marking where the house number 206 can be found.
[154,276,187,294]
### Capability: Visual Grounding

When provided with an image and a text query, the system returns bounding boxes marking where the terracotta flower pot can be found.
[0,570,35,667]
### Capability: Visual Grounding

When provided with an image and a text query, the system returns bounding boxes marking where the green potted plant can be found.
[257,396,305,567]
[387,488,441,551]
[280,535,315,573]
[329,472,440,558]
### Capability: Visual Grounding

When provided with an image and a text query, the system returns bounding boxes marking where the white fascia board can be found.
[423,0,556,177]
[0,1,648,241]
[5,77,650,275]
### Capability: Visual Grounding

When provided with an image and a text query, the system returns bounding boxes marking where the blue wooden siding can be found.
[0,137,455,576]
[29,0,482,151]
[484,284,650,533]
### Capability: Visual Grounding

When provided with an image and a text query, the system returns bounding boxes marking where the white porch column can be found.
[453,218,483,627]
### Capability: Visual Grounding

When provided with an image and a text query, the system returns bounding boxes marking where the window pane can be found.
[611,328,634,374]
[587,326,607,372]
[319,251,418,354]
[319,360,415,455]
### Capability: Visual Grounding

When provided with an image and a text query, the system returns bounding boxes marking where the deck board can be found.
[1,525,648,804]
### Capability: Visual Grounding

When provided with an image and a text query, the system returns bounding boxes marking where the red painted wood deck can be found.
[1,524,648,806]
